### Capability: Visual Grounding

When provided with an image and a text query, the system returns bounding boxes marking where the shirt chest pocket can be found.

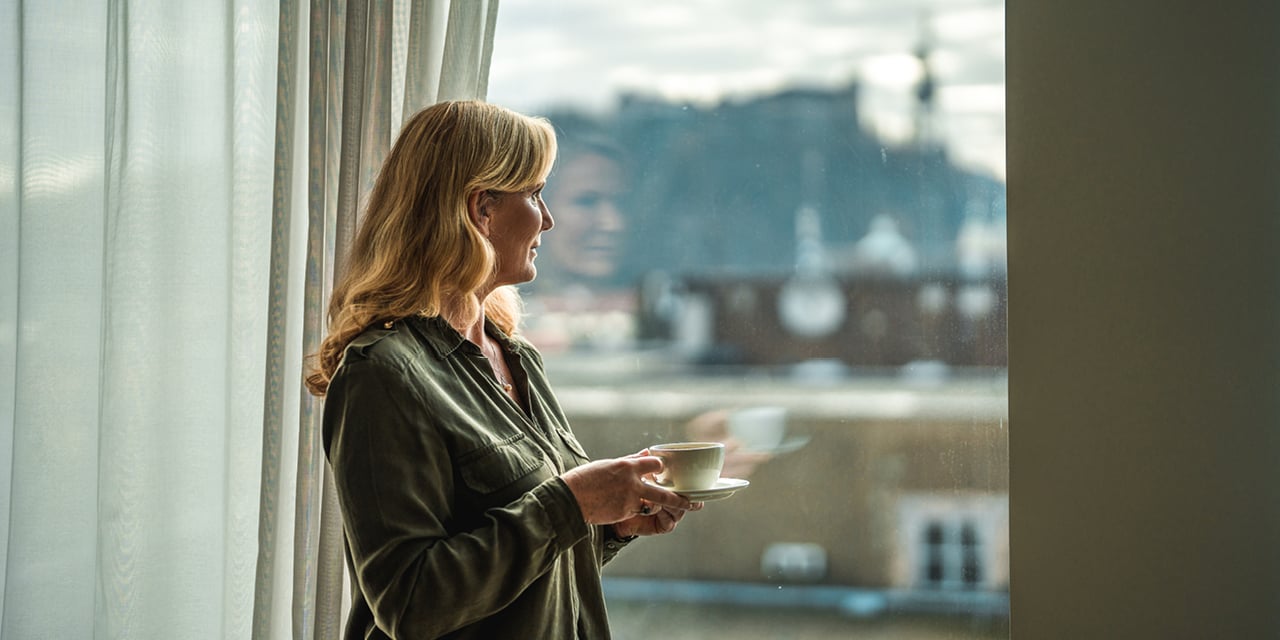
[457,433,552,497]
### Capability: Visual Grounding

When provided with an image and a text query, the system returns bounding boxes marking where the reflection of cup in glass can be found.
[729,406,788,452]
[649,442,725,491]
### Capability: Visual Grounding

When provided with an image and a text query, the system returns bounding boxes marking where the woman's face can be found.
[543,153,626,280]
[486,185,555,287]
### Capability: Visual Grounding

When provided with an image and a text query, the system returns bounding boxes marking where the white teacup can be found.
[649,442,726,491]
[728,406,788,452]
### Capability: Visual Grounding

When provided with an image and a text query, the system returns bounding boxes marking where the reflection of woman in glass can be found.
[541,137,628,287]
[305,101,696,639]
[522,135,637,351]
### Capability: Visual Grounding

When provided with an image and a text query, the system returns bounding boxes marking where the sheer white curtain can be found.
[0,1,497,638]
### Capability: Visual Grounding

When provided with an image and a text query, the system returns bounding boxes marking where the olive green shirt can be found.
[322,315,631,639]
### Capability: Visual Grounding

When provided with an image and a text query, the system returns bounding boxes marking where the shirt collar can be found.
[407,314,533,360]
[406,315,468,358]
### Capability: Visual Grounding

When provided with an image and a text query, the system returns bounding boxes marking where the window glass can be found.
[491,2,1007,637]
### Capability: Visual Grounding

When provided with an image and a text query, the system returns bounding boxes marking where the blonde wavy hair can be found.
[305,100,557,396]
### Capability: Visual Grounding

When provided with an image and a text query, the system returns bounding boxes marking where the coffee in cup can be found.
[648,442,726,491]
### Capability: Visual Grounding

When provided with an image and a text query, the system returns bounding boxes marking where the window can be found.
[491,2,1007,637]
[896,493,1008,592]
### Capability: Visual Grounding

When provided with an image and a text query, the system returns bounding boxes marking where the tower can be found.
[913,11,941,151]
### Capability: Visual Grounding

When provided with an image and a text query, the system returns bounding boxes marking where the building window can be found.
[897,493,1008,592]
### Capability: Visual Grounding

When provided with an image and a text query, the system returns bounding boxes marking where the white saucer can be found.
[666,477,750,502]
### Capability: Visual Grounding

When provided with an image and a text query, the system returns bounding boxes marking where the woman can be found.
[305,101,695,639]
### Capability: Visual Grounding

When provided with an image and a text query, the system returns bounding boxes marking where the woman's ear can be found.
[467,189,493,237]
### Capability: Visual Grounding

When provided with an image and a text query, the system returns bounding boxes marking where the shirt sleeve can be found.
[600,525,637,566]
[322,358,591,638]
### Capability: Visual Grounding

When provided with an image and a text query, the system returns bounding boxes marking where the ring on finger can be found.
[639,500,652,516]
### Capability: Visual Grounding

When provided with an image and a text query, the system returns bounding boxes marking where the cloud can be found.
[489,0,1006,177]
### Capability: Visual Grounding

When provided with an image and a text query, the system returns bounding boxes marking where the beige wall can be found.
[561,382,1008,587]
[1008,1,1280,637]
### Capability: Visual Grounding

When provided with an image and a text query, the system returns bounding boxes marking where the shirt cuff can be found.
[532,477,591,549]
[604,525,637,549]
[601,525,637,564]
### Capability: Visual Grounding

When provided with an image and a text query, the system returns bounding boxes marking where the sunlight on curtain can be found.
[2,0,276,637]
[0,0,19,629]
[0,0,499,638]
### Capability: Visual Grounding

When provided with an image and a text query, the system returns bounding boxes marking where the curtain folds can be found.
[2,0,498,638]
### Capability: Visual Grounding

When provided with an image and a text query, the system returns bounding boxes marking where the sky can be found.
[488,0,1006,180]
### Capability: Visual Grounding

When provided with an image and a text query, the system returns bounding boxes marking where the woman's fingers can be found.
[626,455,663,476]
[652,508,677,533]
[614,498,705,537]
[561,455,696,525]
[639,483,692,512]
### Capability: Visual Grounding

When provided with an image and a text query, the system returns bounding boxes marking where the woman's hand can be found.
[610,500,703,538]
[560,451,695,526]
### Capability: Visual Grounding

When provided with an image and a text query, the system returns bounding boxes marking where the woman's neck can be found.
[450,291,491,347]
